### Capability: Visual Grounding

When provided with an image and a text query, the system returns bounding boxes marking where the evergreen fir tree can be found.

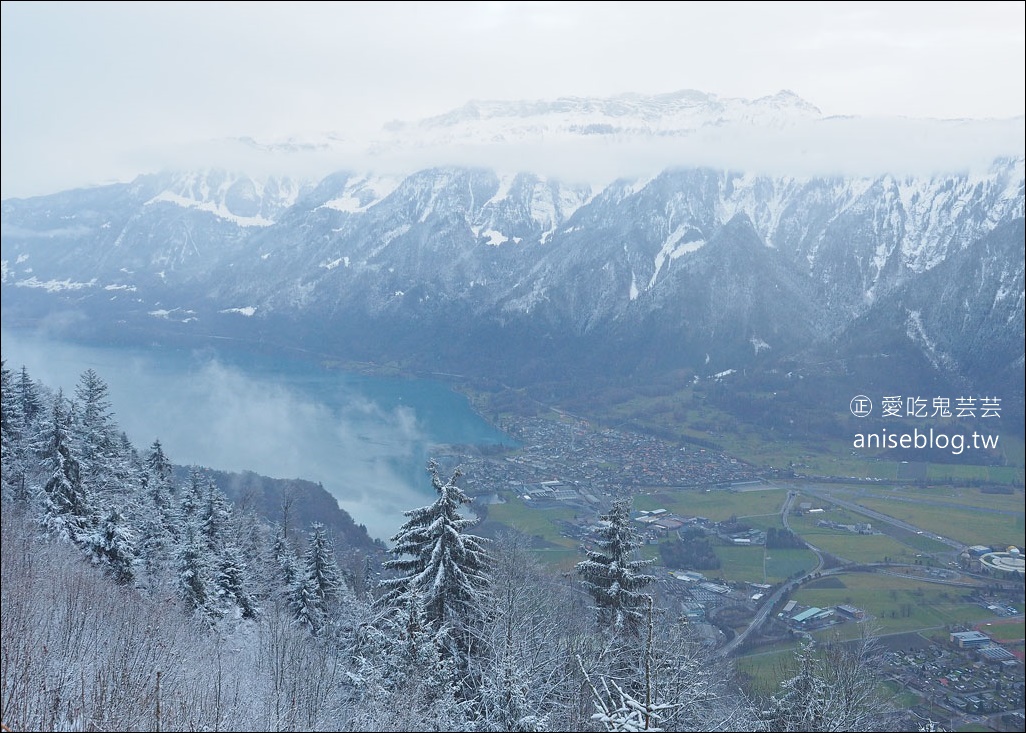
[88,505,138,585]
[176,467,205,539]
[16,365,44,426]
[303,522,344,609]
[377,461,491,639]
[1,360,27,500]
[348,588,472,730]
[762,633,887,732]
[174,469,216,617]
[38,390,92,543]
[200,477,232,555]
[6,365,44,503]
[144,439,176,513]
[763,641,831,732]
[196,476,258,620]
[216,541,259,620]
[176,520,212,615]
[289,569,322,632]
[576,499,654,637]
[136,439,177,583]
[1,360,17,458]
[271,524,300,592]
[290,522,345,632]
[73,369,122,500]
[478,633,547,732]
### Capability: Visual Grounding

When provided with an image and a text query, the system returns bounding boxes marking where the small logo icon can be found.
[850,395,872,417]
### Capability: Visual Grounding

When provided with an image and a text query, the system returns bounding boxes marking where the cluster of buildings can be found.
[794,501,875,534]
[634,508,689,535]
[949,631,1019,663]
[460,415,758,501]
[958,545,1025,578]
[815,519,875,534]
[883,637,1024,726]
[778,599,866,630]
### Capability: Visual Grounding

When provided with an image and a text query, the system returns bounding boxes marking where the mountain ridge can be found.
[2,89,1023,431]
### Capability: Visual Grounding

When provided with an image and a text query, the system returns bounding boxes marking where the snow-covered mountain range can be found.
[375,89,823,147]
[2,91,1024,426]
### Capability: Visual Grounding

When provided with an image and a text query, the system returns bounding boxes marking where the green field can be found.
[788,484,1025,551]
[710,545,767,582]
[883,529,957,554]
[793,572,1002,636]
[524,548,580,571]
[765,548,819,581]
[635,488,786,522]
[736,647,797,697]
[856,497,1025,548]
[788,512,923,564]
[481,499,578,549]
[978,619,1025,642]
[881,679,924,711]
[737,644,925,708]
[705,544,818,584]
[859,485,1026,514]
[834,483,1026,516]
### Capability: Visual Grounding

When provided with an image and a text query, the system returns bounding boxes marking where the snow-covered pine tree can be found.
[477,622,547,732]
[87,505,138,585]
[177,468,205,533]
[16,364,44,427]
[271,525,300,592]
[143,439,176,512]
[289,565,322,632]
[763,641,829,731]
[7,365,45,503]
[376,461,491,641]
[350,589,469,730]
[195,476,259,620]
[1,360,16,456]
[135,439,178,584]
[174,469,215,617]
[216,540,259,620]
[1,359,27,500]
[474,533,556,732]
[38,389,92,543]
[73,369,124,502]
[176,518,213,616]
[303,522,344,608]
[289,522,345,632]
[576,499,654,637]
[199,477,233,555]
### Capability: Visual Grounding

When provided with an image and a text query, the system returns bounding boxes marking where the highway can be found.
[798,485,965,552]
[715,483,977,658]
[716,490,823,657]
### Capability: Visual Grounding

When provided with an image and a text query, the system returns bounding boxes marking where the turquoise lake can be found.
[1,327,514,542]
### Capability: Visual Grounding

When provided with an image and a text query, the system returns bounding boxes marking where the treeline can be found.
[659,528,722,570]
[765,527,807,549]
[0,358,896,732]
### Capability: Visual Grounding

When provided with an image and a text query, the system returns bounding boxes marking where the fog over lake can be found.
[1,327,513,543]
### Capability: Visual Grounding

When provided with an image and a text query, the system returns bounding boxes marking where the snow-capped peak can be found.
[375,89,823,149]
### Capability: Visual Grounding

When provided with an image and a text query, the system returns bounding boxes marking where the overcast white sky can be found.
[2,1,1024,198]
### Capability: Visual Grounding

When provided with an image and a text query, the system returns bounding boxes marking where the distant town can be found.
[437,410,1025,730]
[457,411,759,499]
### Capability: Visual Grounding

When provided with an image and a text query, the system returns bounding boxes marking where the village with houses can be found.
[441,410,1025,730]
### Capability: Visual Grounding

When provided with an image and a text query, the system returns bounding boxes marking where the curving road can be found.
[715,484,977,658]
[716,490,824,657]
